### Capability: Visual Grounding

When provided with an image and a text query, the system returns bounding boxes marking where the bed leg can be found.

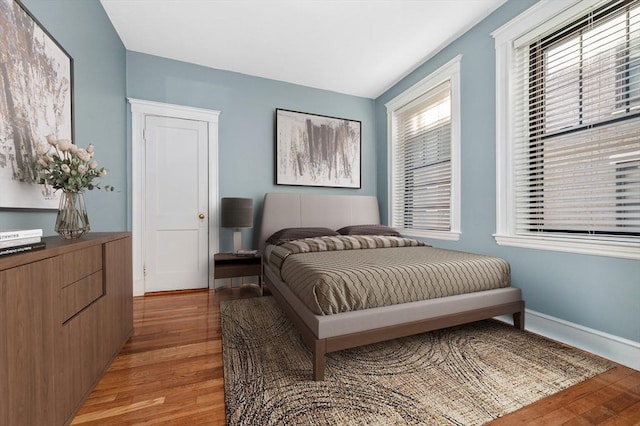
[313,339,326,381]
[513,310,525,330]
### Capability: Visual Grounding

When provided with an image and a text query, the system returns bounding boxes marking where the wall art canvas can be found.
[276,109,361,188]
[0,0,73,209]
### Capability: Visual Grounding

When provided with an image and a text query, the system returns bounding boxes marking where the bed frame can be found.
[259,193,525,381]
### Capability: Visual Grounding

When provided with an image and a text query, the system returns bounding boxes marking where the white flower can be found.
[58,139,72,151]
[36,144,48,156]
[35,134,113,193]
[77,149,91,162]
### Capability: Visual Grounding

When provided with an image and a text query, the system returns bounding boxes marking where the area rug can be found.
[221,297,612,425]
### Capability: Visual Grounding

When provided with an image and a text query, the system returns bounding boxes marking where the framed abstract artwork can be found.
[0,0,73,209]
[276,108,361,188]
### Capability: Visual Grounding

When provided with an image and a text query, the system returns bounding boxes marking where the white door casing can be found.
[129,99,220,296]
[144,116,208,292]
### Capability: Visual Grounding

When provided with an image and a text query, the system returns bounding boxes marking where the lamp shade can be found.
[221,197,253,229]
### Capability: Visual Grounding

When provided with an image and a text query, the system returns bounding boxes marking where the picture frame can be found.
[276,108,361,188]
[0,0,74,209]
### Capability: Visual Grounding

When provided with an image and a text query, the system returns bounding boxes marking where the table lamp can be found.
[221,197,253,253]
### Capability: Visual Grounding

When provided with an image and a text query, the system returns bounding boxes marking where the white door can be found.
[144,115,209,292]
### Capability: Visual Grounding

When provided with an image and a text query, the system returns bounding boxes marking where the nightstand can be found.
[213,252,263,294]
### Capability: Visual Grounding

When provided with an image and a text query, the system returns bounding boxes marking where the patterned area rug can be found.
[221,297,612,425]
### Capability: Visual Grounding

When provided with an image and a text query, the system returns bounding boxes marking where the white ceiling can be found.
[100,0,506,98]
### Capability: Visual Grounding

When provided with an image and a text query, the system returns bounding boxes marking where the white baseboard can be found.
[497,309,640,371]
[133,278,145,297]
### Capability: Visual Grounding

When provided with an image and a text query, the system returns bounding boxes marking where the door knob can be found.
[199,213,205,219]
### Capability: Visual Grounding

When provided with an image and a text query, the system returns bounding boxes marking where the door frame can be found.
[129,98,220,296]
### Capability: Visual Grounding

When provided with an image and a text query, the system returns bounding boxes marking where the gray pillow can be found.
[336,224,401,237]
[266,227,339,245]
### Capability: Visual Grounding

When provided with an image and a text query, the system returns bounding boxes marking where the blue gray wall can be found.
[0,0,127,234]
[375,0,640,343]
[126,52,375,250]
[1,0,637,345]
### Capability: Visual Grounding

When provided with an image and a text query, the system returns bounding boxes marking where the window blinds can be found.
[391,81,452,231]
[513,0,640,239]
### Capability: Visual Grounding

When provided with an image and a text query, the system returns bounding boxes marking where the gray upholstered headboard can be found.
[259,193,381,252]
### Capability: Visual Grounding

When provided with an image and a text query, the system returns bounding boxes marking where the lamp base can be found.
[233,230,242,254]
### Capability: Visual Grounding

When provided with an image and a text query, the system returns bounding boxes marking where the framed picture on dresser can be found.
[0,0,73,209]
[275,108,361,188]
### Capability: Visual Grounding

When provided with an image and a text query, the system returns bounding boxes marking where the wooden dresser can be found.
[0,232,133,425]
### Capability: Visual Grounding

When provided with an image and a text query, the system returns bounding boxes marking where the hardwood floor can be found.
[73,290,640,425]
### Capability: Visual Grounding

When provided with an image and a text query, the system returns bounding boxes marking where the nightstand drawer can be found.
[214,262,261,279]
[213,253,263,294]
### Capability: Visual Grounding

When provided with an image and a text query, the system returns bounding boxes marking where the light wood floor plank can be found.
[73,289,640,425]
[71,397,166,424]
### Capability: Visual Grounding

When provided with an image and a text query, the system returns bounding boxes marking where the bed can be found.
[259,192,525,381]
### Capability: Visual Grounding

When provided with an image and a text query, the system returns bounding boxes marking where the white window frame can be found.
[493,0,640,260]
[386,55,461,241]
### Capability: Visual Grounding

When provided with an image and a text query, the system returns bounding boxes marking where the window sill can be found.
[401,229,461,242]
[493,233,640,260]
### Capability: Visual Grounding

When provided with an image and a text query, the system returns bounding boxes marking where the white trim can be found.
[128,98,220,296]
[492,0,577,45]
[386,55,462,240]
[493,1,640,260]
[514,0,606,47]
[494,37,514,239]
[494,234,640,260]
[497,309,640,371]
[385,55,462,111]
[402,229,461,241]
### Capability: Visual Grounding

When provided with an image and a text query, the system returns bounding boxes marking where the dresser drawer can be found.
[61,244,102,286]
[61,271,104,323]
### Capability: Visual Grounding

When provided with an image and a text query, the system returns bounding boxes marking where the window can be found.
[386,56,460,240]
[494,0,640,259]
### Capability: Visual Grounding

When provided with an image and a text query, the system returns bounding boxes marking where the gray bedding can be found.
[267,235,511,315]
